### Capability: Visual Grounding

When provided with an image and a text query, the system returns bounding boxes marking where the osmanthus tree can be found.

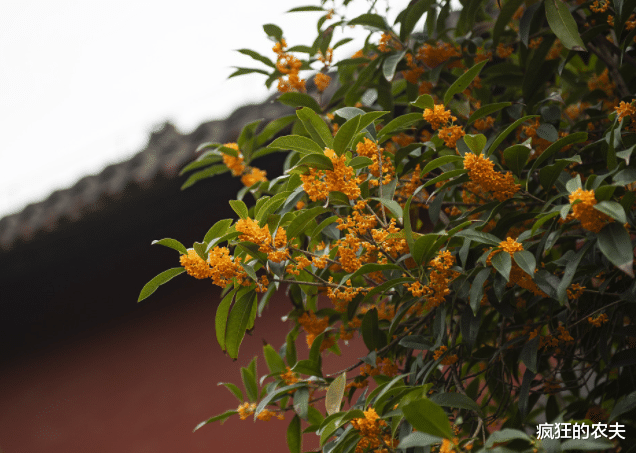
[138,0,636,451]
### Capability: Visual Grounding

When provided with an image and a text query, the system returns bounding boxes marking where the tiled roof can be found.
[0,98,293,251]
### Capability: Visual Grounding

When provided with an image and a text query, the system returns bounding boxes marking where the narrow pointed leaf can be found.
[545,0,586,51]
[138,268,185,302]
[325,373,346,415]
[443,60,487,106]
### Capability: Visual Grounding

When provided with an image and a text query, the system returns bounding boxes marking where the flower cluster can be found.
[297,311,330,347]
[222,143,246,176]
[350,408,393,453]
[314,72,331,92]
[568,188,613,233]
[300,148,362,201]
[355,138,394,185]
[434,345,459,365]
[236,218,289,262]
[588,313,609,327]
[273,39,305,93]
[416,42,461,69]
[180,247,248,288]
[489,238,546,297]
[221,143,267,187]
[423,105,455,130]
[463,152,520,201]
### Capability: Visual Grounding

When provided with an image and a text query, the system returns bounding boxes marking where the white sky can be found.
[0,0,416,218]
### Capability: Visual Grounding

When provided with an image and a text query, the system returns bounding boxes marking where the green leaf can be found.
[204,219,233,245]
[347,13,387,30]
[297,107,334,148]
[180,164,229,189]
[412,234,440,264]
[411,94,435,111]
[152,238,188,255]
[420,155,463,176]
[237,48,275,68]
[400,0,435,41]
[402,399,453,439]
[293,153,334,171]
[429,392,484,418]
[610,390,636,422]
[503,145,531,177]
[594,201,627,224]
[263,23,283,41]
[530,132,588,175]
[218,381,243,402]
[138,268,185,302]
[443,60,487,106]
[454,229,500,246]
[520,336,539,374]
[514,250,536,276]
[264,344,287,374]
[536,123,559,142]
[225,290,256,359]
[614,167,636,185]
[287,207,328,239]
[179,155,223,175]
[286,330,298,366]
[383,51,406,81]
[255,383,306,419]
[423,169,467,188]
[344,263,403,283]
[370,197,403,222]
[256,115,296,147]
[228,67,270,79]
[292,359,322,377]
[492,0,526,46]
[293,386,309,419]
[556,242,591,303]
[469,268,491,314]
[520,2,541,46]
[256,191,291,225]
[269,135,324,155]
[334,115,361,156]
[491,252,511,281]
[362,277,413,304]
[486,115,539,156]
[326,373,346,416]
[467,102,512,124]
[241,366,258,402]
[562,438,614,451]
[238,119,263,158]
[598,223,634,277]
[216,290,236,350]
[485,429,531,448]
[377,113,423,142]
[278,92,322,113]
[463,134,487,154]
[361,308,384,351]
[230,200,249,220]
[398,335,433,349]
[287,5,324,12]
[403,185,425,255]
[193,410,238,432]
[398,432,442,449]
[286,415,302,453]
[539,157,581,190]
[544,0,586,51]
[349,156,374,169]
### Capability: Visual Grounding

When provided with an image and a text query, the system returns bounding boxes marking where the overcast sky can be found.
[0,0,416,218]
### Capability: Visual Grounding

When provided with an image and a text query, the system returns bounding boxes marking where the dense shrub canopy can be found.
[139,0,636,451]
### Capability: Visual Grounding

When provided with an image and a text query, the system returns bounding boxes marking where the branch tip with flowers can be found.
[140,0,636,451]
